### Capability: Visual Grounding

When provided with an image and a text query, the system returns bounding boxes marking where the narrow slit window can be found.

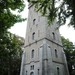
[52,32,55,39]
[32,65,34,70]
[30,66,32,70]
[26,71,27,75]
[33,19,36,25]
[55,49,58,58]
[32,32,35,40]
[31,50,34,58]
[57,67,59,75]
[38,69,39,75]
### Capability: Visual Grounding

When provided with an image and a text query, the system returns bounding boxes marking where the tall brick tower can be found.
[20,3,69,75]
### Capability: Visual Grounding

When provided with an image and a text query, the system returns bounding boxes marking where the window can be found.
[31,50,34,58]
[30,65,34,70]
[33,19,36,25]
[32,32,35,40]
[30,72,34,75]
[26,71,27,75]
[52,32,55,39]
[57,67,59,75]
[38,69,39,75]
[55,49,58,58]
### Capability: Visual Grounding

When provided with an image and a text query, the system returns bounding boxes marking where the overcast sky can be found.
[9,1,75,44]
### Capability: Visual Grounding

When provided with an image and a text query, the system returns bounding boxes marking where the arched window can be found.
[38,69,39,75]
[52,32,55,39]
[57,67,59,75]
[55,49,58,58]
[26,71,27,75]
[30,72,34,75]
[33,19,36,25]
[31,50,34,58]
[32,32,35,40]
[30,65,34,70]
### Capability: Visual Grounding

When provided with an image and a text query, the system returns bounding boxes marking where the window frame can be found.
[30,65,34,70]
[32,32,35,40]
[31,49,34,58]
[57,67,59,75]
[33,19,36,25]
[38,69,40,75]
[26,71,27,75]
[52,32,55,40]
[30,72,34,75]
[55,49,58,58]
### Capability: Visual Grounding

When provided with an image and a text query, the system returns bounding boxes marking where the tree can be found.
[0,32,24,75]
[61,36,75,75]
[0,0,26,49]
[0,0,26,75]
[28,0,75,28]
[0,0,26,34]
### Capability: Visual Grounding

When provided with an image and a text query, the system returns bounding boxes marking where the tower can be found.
[20,3,69,75]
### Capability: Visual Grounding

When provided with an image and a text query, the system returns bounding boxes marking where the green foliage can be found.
[0,0,26,34]
[0,32,24,75]
[0,0,25,75]
[28,0,75,28]
[61,36,75,75]
[28,0,56,25]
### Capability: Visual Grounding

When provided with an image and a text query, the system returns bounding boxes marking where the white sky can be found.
[9,1,75,44]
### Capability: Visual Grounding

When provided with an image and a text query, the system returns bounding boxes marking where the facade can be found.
[20,3,69,75]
